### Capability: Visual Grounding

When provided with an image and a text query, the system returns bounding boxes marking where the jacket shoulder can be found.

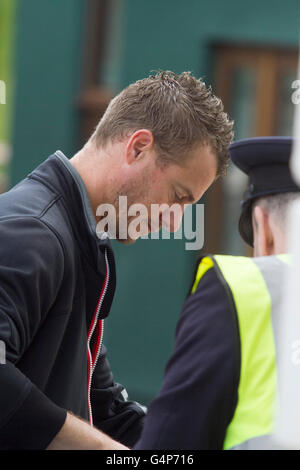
[0,176,59,220]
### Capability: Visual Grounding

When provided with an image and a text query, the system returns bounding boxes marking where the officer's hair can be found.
[90,71,234,177]
[254,192,300,227]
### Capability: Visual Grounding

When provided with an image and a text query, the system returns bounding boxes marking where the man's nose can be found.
[161,204,185,233]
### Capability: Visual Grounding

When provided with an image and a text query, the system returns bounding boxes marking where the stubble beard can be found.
[113,173,152,244]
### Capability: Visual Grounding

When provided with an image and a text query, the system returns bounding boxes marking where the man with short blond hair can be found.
[0,71,233,450]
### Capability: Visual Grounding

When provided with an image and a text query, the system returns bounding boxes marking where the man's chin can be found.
[115,236,137,245]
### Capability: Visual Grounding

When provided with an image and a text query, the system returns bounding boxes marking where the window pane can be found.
[221,66,258,254]
[230,66,257,140]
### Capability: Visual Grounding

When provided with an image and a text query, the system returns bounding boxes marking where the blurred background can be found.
[0,0,299,405]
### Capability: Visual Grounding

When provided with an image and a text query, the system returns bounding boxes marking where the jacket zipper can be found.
[87,248,110,426]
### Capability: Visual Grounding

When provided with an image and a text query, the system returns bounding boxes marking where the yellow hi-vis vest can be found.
[192,254,291,450]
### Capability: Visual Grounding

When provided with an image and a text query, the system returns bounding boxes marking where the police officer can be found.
[135,136,300,450]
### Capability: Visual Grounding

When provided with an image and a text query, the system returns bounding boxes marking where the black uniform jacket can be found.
[135,263,240,450]
[0,151,145,449]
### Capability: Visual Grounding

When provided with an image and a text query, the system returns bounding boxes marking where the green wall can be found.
[10,0,85,184]
[119,0,300,87]
[9,0,300,405]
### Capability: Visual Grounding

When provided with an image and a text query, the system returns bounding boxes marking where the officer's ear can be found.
[252,204,274,257]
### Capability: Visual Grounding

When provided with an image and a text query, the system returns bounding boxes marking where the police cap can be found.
[229,136,300,247]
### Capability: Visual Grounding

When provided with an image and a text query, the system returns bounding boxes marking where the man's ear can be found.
[125,129,154,165]
[252,205,274,256]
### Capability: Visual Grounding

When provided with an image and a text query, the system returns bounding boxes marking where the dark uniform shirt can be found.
[135,266,240,450]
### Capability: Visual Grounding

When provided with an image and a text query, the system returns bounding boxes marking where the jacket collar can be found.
[54,150,97,236]
[28,150,115,278]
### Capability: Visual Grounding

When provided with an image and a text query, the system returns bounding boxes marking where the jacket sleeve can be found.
[91,344,147,448]
[0,217,67,449]
[134,266,240,450]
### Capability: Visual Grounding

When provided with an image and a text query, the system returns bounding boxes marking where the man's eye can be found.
[175,192,185,202]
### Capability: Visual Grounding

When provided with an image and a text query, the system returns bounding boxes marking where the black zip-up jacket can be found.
[0,151,146,449]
